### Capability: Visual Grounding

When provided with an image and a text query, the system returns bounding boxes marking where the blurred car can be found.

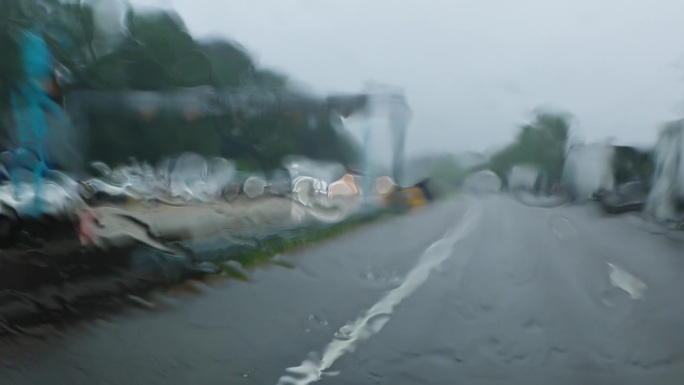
[599,180,650,214]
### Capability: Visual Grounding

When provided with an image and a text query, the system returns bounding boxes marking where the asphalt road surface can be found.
[3,194,684,385]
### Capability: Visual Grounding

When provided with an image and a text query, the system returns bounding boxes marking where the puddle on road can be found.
[362,268,404,288]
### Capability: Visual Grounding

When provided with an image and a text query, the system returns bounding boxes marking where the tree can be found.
[1,1,363,172]
[487,110,571,186]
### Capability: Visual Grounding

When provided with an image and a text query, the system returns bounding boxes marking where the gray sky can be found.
[130,0,684,158]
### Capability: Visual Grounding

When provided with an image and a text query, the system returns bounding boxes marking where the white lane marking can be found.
[276,202,482,385]
[607,262,647,300]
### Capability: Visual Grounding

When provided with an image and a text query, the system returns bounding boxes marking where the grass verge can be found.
[216,208,399,279]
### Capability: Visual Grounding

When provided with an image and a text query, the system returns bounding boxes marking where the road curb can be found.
[0,206,393,334]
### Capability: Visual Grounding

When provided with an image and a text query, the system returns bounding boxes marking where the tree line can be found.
[469,110,653,190]
[0,0,361,173]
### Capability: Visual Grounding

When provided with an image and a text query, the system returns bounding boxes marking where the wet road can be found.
[3,194,684,384]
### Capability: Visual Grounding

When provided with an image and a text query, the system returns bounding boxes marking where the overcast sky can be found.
[128,0,684,158]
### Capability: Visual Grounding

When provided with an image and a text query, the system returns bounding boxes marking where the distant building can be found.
[508,165,542,191]
[645,120,684,221]
[561,144,616,200]
[560,141,653,201]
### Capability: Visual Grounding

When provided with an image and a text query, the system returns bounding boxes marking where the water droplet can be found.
[550,217,578,239]
[307,314,329,327]
[126,294,155,309]
[523,319,543,333]
[334,324,354,340]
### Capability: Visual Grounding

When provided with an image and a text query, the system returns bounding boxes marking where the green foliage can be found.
[0,30,23,103]
[486,110,570,186]
[612,146,654,184]
[0,0,361,172]
[218,209,390,276]
[198,40,254,87]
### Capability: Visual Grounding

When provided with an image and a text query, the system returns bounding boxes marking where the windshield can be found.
[1,1,683,385]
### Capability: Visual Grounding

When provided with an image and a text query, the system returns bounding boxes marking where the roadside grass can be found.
[217,209,399,279]
[0,194,456,330]
[214,190,461,280]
